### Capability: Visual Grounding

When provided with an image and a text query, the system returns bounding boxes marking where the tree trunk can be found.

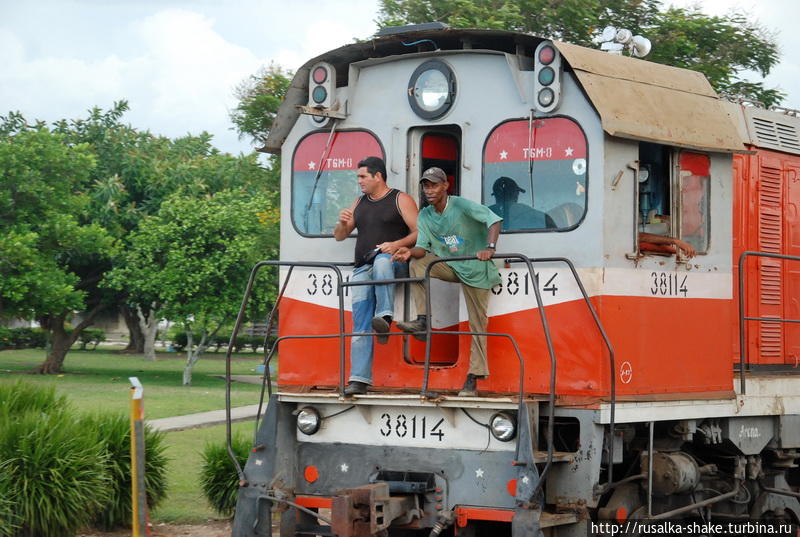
[137,304,160,361]
[122,304,145,353]
[34,304,107,374]
[181,318,228,386]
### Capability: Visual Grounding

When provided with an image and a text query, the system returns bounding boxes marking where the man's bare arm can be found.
[377,192,419,253]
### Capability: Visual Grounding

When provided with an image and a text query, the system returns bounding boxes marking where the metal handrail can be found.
[737,251,800,395]
[224,260,348,479]
[227,254,616,497]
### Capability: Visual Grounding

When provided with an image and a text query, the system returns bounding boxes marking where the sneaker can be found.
[458,374,480,397]
[344,381,368,396]
[396,317,428,341]
[371,316,391,344]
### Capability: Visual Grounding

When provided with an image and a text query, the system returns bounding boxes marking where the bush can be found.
[200,434,250,517]
[78,328,107,350]
[0,327,12,351]
[0,409,111,537]
[0,380,68,415]
[84,413,169,530]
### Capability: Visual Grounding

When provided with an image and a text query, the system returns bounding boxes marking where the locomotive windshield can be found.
[483,117,587,231]
[291,130,384,235]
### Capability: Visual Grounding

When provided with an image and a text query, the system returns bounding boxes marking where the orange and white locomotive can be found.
[229,24,800,537]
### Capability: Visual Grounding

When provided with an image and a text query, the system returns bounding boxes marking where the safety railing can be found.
[224,254,615,490]
[737,251,800,395]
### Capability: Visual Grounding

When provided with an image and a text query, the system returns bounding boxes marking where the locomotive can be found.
[227,23,800,537]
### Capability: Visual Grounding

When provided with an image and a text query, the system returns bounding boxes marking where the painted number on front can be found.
[379,412,444,441]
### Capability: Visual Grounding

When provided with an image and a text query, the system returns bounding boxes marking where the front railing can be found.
[223,254,615,489]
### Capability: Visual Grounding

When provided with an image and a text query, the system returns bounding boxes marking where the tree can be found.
[0,121,116,373]
[377,0,785,106]
[107,189,278,385]
[230,63,292,148]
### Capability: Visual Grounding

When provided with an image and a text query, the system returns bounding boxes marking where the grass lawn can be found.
[0,347,274,524]
[0,348,272,419]
[153,421,254,523]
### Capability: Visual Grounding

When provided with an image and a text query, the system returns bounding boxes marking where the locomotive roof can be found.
[262,27,747,154]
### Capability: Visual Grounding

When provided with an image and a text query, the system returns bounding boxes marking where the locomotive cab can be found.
[229,25,800,537]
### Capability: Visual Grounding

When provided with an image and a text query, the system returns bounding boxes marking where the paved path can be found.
[147,403,264,432]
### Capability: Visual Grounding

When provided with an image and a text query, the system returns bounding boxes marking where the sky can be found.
[1,1,797,156]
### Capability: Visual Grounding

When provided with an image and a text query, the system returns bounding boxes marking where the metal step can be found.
[533,450,575,463]
[294,523,334,536]
[540,511,579,528]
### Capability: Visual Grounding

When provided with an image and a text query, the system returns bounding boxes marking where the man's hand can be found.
[673,239,697,259]
[393,247,412,262]
[476,249,495,261]
[377,241,397,254]
[338,208,354,226]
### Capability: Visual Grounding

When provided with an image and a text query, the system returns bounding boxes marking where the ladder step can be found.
[533,450,575,463]
[294,524,334,536]
[540,511,579,528]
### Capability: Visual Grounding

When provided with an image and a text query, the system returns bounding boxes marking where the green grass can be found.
[0,348,273,419]
[0,348,271,524]
[153,422,254,523]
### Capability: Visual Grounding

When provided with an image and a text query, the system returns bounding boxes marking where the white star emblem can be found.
[340,463,349,473]
[499,150,508,160]
[254,459,263,466]
[475,468,484,478]
[564,147,574,157]
[308,161,316,170]
[522,476,530,484]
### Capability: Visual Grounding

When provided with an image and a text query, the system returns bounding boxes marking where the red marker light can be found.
[538,45,555,65]
[304,465,319,483]
[312,66,328,84]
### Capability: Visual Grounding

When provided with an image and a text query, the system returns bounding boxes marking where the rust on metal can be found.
[554,41,747,154]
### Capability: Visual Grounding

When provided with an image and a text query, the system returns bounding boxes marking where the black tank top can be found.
[353,189,410,267]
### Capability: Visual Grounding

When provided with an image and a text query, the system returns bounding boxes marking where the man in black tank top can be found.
[334,157,419,395]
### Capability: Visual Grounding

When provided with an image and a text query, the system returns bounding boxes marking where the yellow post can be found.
[129,377,149,537]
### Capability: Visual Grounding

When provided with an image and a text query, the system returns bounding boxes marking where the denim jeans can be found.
[349,253,408,385]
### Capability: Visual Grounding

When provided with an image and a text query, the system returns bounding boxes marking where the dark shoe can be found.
[458,374,481,397]
[396,317,428,341]
[344,381,368,396]
[371,316,391,344]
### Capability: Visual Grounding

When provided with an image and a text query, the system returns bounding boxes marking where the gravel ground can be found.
[78,521,232,537]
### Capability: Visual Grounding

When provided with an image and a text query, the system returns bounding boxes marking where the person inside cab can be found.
[488,176,555,231]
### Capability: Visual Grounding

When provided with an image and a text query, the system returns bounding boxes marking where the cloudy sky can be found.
[1,1,797,155]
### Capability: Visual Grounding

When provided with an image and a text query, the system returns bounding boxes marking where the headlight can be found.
[490,412,516,442]
[407,60,456,120]
[296,406,321,435]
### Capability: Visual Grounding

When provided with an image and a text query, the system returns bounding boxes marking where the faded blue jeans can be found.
[349,253,408,385]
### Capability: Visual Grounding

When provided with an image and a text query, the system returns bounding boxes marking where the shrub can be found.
[0,409,111,537]
[0,460,21,537]
[0,327,12,351]
[84,413,169,530]
[78,328,107,350]
[0,380,68,415]
[200,434,250,517]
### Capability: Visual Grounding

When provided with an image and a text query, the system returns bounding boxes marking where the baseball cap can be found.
[420,167,447,183]
[492,176,526,196]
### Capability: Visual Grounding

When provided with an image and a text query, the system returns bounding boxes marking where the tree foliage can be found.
[107,188,278,384]
[230,63,292,147]
[377,0,784,106]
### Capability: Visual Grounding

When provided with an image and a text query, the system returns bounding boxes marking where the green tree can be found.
[107,190,278,385]
[230,63,292,148]
[377,0,784,106]
[0,121,116,374]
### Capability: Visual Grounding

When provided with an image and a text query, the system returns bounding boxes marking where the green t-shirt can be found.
[415,196,503,289]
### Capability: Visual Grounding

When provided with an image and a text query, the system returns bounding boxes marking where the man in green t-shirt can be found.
[393,167,502,396]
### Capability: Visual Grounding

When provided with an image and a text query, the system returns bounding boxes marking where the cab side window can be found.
[636,142,710,255]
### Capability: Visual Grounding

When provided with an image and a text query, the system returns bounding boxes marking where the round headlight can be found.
[490,412,516,442]
[296,406,321,435]
[407,60,456,120]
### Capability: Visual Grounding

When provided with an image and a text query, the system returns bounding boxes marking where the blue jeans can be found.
[349,253,408,385]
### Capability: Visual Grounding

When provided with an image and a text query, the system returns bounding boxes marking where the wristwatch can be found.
[486,242,496,250]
